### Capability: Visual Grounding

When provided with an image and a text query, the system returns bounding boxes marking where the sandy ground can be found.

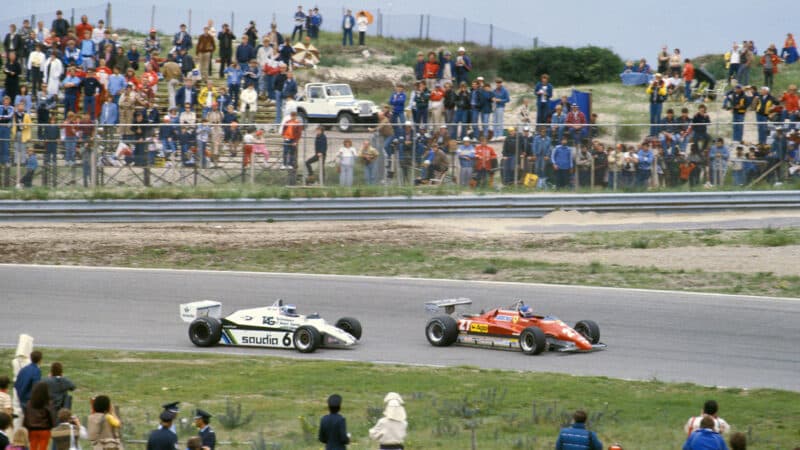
[1,211,798,276]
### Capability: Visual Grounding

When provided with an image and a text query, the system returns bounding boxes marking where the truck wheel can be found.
[519,326,547,355]
[574,320,600,344]
[293,325,321,353]
[335,317,362,340]
[425,316,459,347]
[336,112,355,132]
[188,317,222,347]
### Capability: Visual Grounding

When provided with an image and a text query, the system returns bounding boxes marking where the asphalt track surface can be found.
[2,264,798,391]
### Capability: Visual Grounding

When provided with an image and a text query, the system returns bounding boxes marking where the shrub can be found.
[498,46,624,86]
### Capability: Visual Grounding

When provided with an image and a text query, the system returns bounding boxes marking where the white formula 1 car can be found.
[180,300,362,353]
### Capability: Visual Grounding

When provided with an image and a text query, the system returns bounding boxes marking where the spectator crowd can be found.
[2,349,775,450]
[0,8,798,190]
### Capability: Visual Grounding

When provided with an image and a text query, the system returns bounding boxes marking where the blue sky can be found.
[7,0,799,59]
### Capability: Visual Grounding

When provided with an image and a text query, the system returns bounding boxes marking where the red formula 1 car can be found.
[424,298,606,355]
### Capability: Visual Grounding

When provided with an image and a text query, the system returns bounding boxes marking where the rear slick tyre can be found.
[425,316,459,347]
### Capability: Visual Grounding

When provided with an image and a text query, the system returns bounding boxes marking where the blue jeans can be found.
[64,136,77,163]
[83,95,96,120]
[536,103,550,126]
[228,83,240,109]
[480,112,491,137]
[493,107,505,138]
[416,107,428,128]
[274,91,283,124]
[732,112,744,142]
[636,169,651,188]
[283,139,296,167]
[732,169,744,186]
[64,95,77,118]
[649,102,663,136]
[0,128,10,165]
[684,81,692,100]
[756,114,769,144]
[45,141,58,166]
[502,157,514,184]
[364,161,378,184]
[454,109,468,139]
[342,28,353,46]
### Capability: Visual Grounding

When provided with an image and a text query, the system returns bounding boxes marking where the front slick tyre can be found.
[293,325,321,353]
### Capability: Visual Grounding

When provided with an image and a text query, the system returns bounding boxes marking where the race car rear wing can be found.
[425,298,473,315]
[180,300,222,323]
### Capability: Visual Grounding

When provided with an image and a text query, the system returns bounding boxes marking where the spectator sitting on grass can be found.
[682,416,728,450]
[555,409,602,450]
[684,399,730,436]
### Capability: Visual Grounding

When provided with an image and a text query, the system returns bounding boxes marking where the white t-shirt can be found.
[337,146,358,166]
[684,415,730,436]
[729,50,741,64]
[357,17,368,32]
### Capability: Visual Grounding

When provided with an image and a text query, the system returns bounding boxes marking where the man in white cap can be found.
[369,393,407,450]
[456,136,475,186]
[454,46,472,86]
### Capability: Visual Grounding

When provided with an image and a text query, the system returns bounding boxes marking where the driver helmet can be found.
[280,304,297,316]
[519,305,534,318]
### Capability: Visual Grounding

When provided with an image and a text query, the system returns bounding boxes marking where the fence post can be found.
[231,12,235,35]
[533,37,538,49]
[377,9,382,37]
[418,14,424,40]
[590,153,595,189]
[188,9,192,35]
[106,2,112,31]
[489,24,493,48]
[70,8,75,27]
[91,147,97,187]
[462,18,466,43]
[513,135,519,187]
[425,15,430,40]
[150,5,156,32]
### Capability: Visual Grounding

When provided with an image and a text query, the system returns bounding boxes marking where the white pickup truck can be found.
[296,83,380,132]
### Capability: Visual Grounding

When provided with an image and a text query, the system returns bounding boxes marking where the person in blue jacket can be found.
[636,140,654,188]
[388,84,406,127]
[534,74,553,126]
[318,394,349,450]
[682,416,729,450]
[14,351,43,407]
[491,78,510,138]
[479,83,494,138]
[555,410,603,450]
[551,136,573,189]
[341,10,355,46]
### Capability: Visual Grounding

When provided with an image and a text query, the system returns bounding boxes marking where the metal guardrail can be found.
[0,191,798,222]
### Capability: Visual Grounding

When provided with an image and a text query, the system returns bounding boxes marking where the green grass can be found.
[5,348,797,450]
[22,235,800,297]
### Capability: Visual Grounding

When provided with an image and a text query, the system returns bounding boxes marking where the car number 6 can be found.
[283,332,292,347]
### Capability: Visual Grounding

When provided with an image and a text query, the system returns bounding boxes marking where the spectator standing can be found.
[75,16,92,44]
[244,22,258,48]
[437,50,455,86]
[478,83,494,138]
[555,410,602,450]
[388,84,406,126]
[14,351,42,409]
[456,136,475,186]
[318,394,349,450]
[51,11,69,39]
[492,78,510,138]
[684,399,731,436]
[360,140,380,185]
[51,409,88,450]
[413,51,425,82]
[4,25,23,60]
[646,73,667,136]
[368,392,407,450]
[682,416,728,450]
[760,46,780,91]
[682,59,695,101]
[174,24,192,52]
[453,82,470,139]
[193,410,215,450]
[708,138,730,186]
[196,28,216,82]
[754,87,778,145]
[657,45,669,74]
[533,126,551,185]
[423,52,440,91]
[779,84,799,123]
[356,12,368,46]
[22,382,56,450]
[565,103,587,145]
[4,51,22,101]
[19,147,36,187]
[309,9,323,40]
[82,69,101,121]
[0,376,12,416]
[147,411,177,450]
[235,37,255,67]
[669,48,682,78]
[292,6,306,42]
[724,84,749,142]
[691,104,711,154]
[534,74,553,126]
[43,363,75,412]
[551,136,573,189]
[342,10,355,47]
[217,24,236,79]
[336,139,358,186]
[454,46,472,86]
[281,110,302,169]
[239,84,257,124]
[78,31,96,70]
[501,127,519,184]
[305,126,327,178]
[636,141,654,188]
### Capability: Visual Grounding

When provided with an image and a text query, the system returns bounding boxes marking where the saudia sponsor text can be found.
[242,334,280,345]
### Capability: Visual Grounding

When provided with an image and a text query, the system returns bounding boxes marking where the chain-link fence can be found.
[1,119,796,191]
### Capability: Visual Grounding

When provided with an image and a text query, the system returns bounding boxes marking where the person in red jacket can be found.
[473,135,497,188]
[281,110,303,169]
[74,15,93,43]
[780,84,799,122]
[423,52,440,91]
[682,59,695,101]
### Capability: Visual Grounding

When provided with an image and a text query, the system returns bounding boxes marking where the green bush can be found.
[498,46,624,86]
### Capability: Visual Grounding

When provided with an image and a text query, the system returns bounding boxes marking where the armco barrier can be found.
[0,191,798,222]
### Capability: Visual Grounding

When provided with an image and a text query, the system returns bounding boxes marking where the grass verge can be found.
[3,348,796,450]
